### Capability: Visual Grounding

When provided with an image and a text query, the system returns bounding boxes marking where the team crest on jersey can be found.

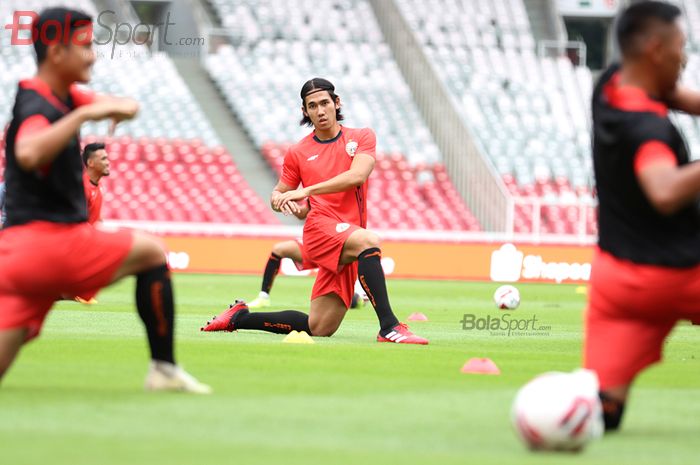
[336,223,350,233]
[345,140,358,157]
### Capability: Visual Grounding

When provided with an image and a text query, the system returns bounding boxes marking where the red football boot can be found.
[200,300,249,332]
[377,322,429,345]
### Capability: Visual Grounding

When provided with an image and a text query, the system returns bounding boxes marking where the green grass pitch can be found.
[1,273,699,465]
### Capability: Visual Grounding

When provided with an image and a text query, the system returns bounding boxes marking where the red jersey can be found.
[280,127,375,227]
[83,171,103,225]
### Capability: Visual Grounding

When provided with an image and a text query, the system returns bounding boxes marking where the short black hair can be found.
[299,77,344,127]
[616,1,682,57]
[33,8,93,64]
[83,142,105,167]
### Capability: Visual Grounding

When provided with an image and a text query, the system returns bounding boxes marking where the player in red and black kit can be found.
[585,1,700,431]
[70,142,110,304]
[203,78,427,344]
[82,142,109,225]
[0,8,209,392]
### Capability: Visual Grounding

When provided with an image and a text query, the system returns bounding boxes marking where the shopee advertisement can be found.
[161,236,594,284]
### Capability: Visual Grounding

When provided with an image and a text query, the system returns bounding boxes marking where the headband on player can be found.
[300,78,335,101]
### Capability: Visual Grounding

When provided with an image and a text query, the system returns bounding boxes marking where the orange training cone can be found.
[461,358,501,375]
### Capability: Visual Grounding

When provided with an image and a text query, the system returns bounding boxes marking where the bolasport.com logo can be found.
[3,10,205,59]
[460,312,552,337]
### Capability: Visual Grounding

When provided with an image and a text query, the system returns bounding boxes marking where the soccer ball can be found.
[493,285,520,310]
[511,369,604,452]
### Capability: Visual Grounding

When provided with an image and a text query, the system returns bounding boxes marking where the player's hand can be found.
[274,188,309,210]
[270,190,283,212]
[279,199,301,216]
[79,98,139,133]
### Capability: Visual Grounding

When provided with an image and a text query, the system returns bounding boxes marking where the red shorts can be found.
[302,217,360,308]
[584,248,700,390]
[293,237,317,271]
[0,221,133,340]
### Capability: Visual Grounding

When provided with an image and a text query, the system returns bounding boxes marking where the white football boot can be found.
[144,360,212,394]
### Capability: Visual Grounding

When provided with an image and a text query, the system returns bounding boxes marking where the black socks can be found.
[357,247,399,333]
[235,309,311,335]
[232,247,398,336]
[600,392,625,431]
[261,253,282,294]
[136,264,175,363]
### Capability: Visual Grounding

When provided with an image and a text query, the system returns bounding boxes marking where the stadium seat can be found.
[0,0,219,144]
[82,136,279,224]
[204,0,443,165]
[394,0,601,236]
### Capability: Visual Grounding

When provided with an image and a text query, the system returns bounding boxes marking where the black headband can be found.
[300,78,335,101]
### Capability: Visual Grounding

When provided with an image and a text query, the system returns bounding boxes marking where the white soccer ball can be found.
[493,285,520,310]
[511,369,604,452]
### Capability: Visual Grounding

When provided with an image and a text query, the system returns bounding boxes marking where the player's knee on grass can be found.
[308,314,343,337]
[309,321,340,337]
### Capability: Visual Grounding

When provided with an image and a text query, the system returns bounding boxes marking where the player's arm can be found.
[663,85,700,115]
[15,99,138,171]
[271,181,293,211]
[636,140,700,215]
[271,181,303,217]
[305,152,374,195]
[91,95,140,135]
[273,153,374,208]
[272,184,309,219]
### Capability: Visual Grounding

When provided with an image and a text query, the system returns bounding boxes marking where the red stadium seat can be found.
[93,137,279,225]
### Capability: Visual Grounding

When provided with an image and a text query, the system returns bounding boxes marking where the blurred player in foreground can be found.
[586,1,700,430]
[203,78,426,344]
[0,8,209,393]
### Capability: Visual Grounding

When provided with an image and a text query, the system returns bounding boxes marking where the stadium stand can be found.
[394,0,596,234]
[669,1,700,164]
[0,0,283,225]
[86,136,277,225]
[0,135,279,225]
[205,0,439,161]
[205,0,481,231]
[82,53,221,143]
[11,0,671,235]
[0,1,219,144]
